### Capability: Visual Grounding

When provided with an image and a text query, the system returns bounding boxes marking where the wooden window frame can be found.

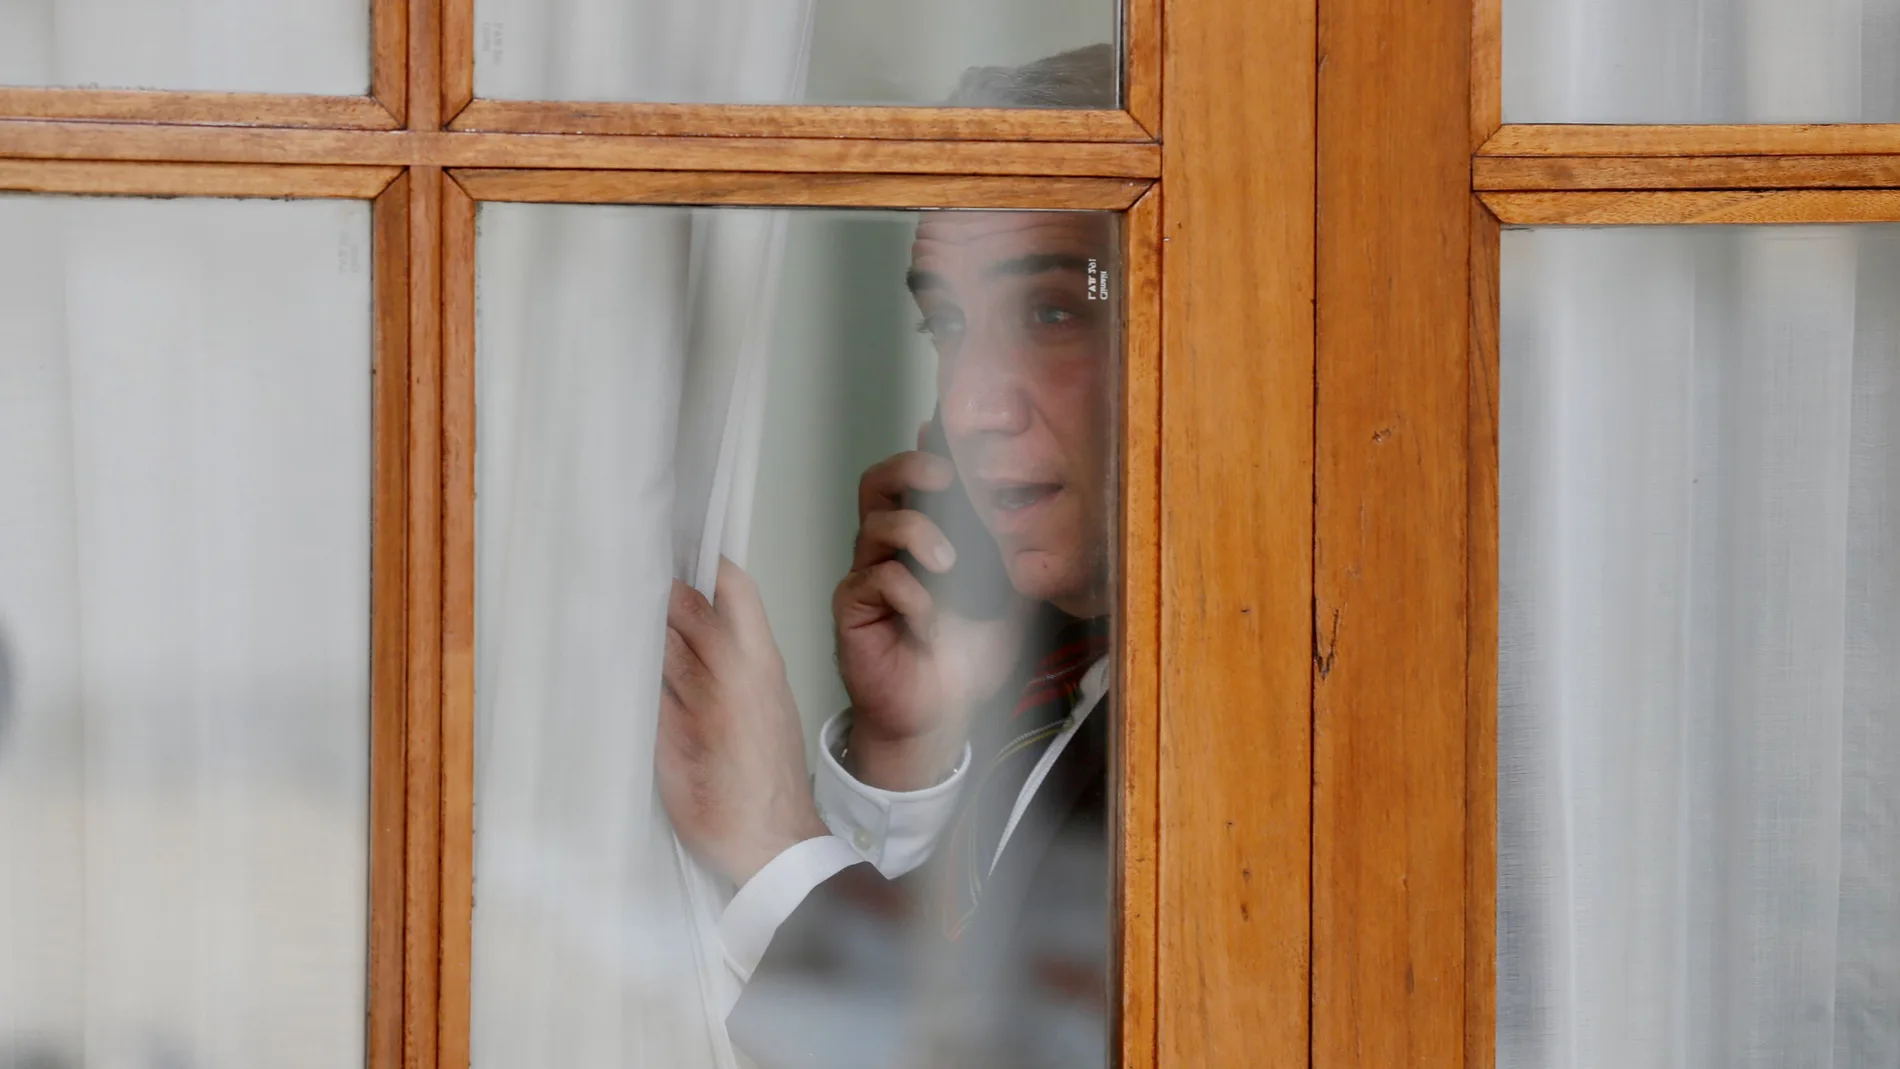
[1314,0,1900,1066]
[0,0,1314,1067]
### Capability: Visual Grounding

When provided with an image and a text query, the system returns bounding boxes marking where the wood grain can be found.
[1465,196,1500,1069]
[409,0,441,130]
[1316,0,1471,1060]
[1482,189,1900,224]
[1126,0,1164,138]
[0,88,397,128]
[404,165,445,1069]
[442,0,474,124]
[0,160,399,198]
[1471,0,1501,149]
[1476,154,1900,191]
[1482,123,1900,157]
[368,171,411,1069]
[448,98,1153,142]
[436,173,477,1069]
[1158,0,1313,1062]
[450,168,1147,209]
[373,0,408,124]
[0,121,1161,178]
[1116,186,1162,1069]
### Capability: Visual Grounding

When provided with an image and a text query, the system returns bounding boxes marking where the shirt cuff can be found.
[719,834,865,983]
[811,710,970,879]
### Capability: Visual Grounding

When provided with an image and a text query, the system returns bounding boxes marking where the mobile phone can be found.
[898,413,1013,620]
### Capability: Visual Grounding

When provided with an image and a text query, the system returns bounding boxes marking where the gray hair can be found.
[947,43,1119,109]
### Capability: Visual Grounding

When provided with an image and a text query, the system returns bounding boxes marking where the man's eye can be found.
[915,311,965,338]
[1032,305,1078,326]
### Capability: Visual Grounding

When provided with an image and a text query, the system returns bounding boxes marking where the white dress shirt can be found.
[719,656,1111,984]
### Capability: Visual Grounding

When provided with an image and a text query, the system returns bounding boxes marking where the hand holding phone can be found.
[896,415,1012,620]
[830,415,1024,790]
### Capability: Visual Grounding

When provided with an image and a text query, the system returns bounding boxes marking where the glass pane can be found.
[1498,226,1900,1066]
[1503,0,1900,123]
[472,205,1122,1067]
[471,1,1119,108]
[0,0,369,95]
[0,196,372,1068]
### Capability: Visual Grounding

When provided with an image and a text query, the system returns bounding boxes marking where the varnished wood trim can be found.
[0,160,399,198]
[404,165,445,1069]
[1481,123,1900,158]
[1158,0,1313,1061]
[409,0,442,130]
[1316,0,1470,1058]
[368,171,411,1069]
[442,0,474,124]
[436,173,477,1069]
[1476,154,1900,191]
[0,121,1161,178]
[1482,189,1900,224]
[449,98,1154,142]
[1117,186,1162,1069]
[450,168,1147,209]
[0,88,398,129]
[1126,0,1163,138]
[373,0,408,124]
[0,121,421,165]
[1465,196,1500,1069]
[1471,0,1500,150]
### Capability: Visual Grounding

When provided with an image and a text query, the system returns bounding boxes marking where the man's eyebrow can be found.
[906,254,1094,294]
[985,253,1092,279]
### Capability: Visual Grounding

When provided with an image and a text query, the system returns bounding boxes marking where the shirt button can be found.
[853,828,873,851]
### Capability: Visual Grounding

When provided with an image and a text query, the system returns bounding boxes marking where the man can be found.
[657,47,1119,1068]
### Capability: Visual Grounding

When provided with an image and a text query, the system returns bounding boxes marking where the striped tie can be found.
[941,613,1111,940]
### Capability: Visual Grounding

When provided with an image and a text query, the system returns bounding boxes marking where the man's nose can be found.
[940,339,1033,439]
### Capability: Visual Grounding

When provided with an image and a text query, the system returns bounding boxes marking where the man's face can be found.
[907,211,1114,616]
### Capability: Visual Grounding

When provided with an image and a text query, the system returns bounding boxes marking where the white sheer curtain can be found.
[468,8,808,1066]
[1499,225,1900,1069]
[1504,0,1900,122]
[0,196,373,1069]
[0,0,366,94]
[473,0,1109,107]
[472,201,793,1068]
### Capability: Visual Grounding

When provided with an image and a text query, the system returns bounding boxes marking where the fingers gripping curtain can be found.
[470,6,813,1065]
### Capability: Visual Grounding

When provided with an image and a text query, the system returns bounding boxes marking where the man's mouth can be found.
[985,482,1062,513]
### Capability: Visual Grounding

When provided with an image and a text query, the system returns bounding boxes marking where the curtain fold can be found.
[1499,225,1900,1069]
[471,203,797,1069]
[469,9,809,1064]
